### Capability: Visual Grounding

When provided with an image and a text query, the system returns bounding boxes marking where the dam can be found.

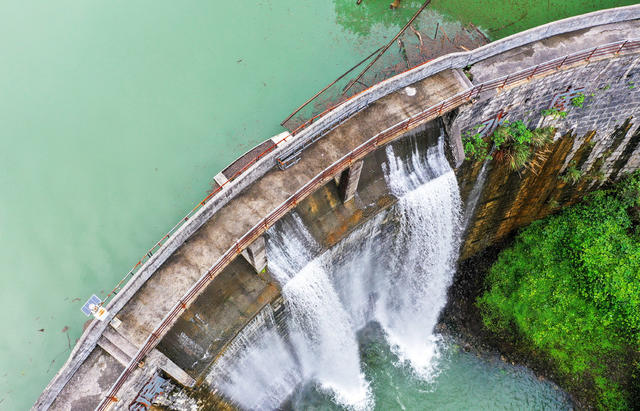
[34,5,640,410]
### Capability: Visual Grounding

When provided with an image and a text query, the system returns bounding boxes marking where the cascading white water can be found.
[206,213,371,410]
[205,305,301,410]
[266,214,372,409]
[378,136,462,378]
[207,133,462,410]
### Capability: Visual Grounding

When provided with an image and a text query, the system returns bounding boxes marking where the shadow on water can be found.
[334,0,637,40]
[333,0,425,36]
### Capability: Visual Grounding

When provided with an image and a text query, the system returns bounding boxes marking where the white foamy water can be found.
[378,138,462,378]
[207,134,462,410]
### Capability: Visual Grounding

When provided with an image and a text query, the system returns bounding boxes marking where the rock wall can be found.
[455,52,640,260]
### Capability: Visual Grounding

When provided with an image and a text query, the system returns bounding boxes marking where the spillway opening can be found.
[206,127,462,410]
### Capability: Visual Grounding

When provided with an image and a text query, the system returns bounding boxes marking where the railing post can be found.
[500,75,509,88]
[527,64,539,80]
[616,40,628,54]
[585,47,597,61]
[437,101,445,115]
[557,55,568,69]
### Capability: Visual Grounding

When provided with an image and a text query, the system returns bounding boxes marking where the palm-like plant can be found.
[491,121,555,173]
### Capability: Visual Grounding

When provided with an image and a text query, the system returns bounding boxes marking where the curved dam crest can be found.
[37,6,640,410]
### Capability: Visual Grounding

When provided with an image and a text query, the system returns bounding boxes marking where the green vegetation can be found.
[541,107,568,119]
[491,121,554,171]
[463,120,555,171]
[462,124,491,162]
[559,161,584,184]
[463,65,474,81]
[571,92,585,108]
[478,171,640,410]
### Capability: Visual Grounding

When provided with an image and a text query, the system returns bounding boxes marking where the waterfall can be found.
[267,213,372,410]
[378,136,462,378]
[206,133,462,410]
[205,305,301,410]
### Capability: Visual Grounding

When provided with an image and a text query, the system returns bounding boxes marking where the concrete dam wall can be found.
[454,22,640,259]
[36,6,640,410]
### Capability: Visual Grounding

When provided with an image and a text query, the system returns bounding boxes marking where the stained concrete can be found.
[296,122,443,249]
[456,26,640,259]
[470,20,640,84]
[338,160,364,203]
[296,143,397,249]
[49,347,123,411]
[155,256,279,379]
[240,236,267,273]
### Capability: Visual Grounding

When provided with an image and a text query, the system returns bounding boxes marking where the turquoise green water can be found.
[0,1,634,409]
[290,325,573,410]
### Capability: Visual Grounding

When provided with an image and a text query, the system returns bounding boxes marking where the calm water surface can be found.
[0,1,633,408]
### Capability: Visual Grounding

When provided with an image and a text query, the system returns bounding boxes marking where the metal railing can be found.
[96,38,640,410]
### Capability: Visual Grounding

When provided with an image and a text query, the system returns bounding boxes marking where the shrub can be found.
[617,170,640,208]
[478,171,640,409]
[559,162,584,184]
[463,120,554,171]
[462,127,490,162]
[491,121,554,171]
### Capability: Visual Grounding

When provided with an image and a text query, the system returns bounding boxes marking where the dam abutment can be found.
[455,23,640,259]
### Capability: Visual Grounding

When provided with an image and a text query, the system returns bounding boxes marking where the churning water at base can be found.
[207,136,464,410]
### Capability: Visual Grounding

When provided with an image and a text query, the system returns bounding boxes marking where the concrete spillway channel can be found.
[35,6,640,410]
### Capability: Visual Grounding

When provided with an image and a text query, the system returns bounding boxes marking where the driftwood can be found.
[410,24,424,47]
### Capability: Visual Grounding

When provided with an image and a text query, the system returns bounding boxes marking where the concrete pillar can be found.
[241,235,267,273]
[338,160,364,202]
